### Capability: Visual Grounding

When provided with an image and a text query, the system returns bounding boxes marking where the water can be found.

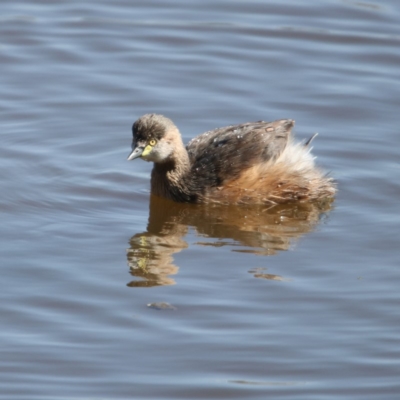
[1,1,400,399]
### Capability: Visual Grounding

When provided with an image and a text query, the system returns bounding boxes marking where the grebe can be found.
[127,114,335,205]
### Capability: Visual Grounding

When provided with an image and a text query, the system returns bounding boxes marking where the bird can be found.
[127,113,336,205]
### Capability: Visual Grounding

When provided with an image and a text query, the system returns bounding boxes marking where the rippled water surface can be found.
[1,1,400,399]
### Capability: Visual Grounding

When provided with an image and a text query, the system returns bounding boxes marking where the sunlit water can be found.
[1,1,400,399]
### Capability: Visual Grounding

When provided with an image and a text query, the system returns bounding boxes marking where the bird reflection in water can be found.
[126,195,333,287]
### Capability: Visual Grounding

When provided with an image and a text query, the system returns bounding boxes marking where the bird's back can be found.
[186,119,293,190]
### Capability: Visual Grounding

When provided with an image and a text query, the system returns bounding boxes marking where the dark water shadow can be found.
[126,195,333,287]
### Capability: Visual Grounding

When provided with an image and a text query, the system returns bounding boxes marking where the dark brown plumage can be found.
[127,114,336,205]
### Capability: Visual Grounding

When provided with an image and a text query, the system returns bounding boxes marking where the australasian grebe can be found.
[127,114,336,204]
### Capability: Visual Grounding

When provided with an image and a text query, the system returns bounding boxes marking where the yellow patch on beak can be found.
[142,144,153,157]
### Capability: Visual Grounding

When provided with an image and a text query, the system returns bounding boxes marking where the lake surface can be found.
[1,1,400,399]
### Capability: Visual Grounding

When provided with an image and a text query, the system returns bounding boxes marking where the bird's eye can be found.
[149,139,157,146]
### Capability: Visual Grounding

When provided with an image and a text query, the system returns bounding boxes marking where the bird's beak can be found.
[127,145,144,161]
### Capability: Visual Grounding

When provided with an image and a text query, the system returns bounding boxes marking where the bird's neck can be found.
[151,143,194,202]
